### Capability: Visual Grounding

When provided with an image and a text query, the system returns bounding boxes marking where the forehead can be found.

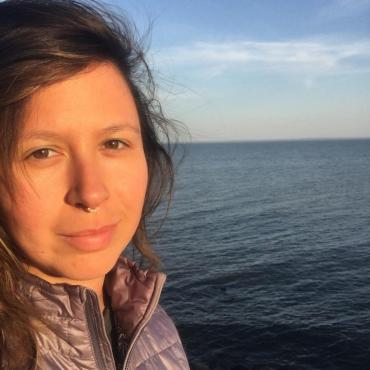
[21,62,140,136]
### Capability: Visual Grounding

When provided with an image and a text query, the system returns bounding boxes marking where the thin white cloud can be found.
[155,39,370,76]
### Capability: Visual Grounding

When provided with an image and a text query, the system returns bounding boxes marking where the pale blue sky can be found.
[107,0,370,141]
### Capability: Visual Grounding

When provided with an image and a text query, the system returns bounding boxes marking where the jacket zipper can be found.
[122,274,166,370]
[85,290,115,370]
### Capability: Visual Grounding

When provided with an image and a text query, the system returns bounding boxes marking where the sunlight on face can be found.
[1,62,148,284]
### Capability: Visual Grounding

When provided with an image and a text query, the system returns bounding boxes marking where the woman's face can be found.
[1,62,148,282]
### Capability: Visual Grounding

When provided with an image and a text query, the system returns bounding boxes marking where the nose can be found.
[65,158,109,211]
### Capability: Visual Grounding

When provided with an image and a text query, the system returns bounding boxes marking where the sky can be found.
[107,0,370,142]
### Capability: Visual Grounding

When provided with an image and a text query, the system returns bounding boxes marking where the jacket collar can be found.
[20,256,166,337]
[104,256,166,337]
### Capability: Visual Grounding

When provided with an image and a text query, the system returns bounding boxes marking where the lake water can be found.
[153,139,370,369]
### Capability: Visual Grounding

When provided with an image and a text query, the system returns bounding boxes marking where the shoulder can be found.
[128,305,190,370]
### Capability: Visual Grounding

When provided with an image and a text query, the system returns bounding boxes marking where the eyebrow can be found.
[21,123,141,141]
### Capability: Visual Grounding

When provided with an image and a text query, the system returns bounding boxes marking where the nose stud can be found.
[77,204,99,213]
[75,203,99,213]
[85,207,98,213]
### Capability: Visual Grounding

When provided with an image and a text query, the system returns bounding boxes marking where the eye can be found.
[28,148,57,160]
[103,139,127,150]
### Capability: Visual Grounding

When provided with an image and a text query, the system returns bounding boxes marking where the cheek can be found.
[1,182,55,252]
[120,158,148,212]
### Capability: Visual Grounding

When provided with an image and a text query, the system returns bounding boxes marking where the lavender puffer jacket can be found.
[20,257,190,370]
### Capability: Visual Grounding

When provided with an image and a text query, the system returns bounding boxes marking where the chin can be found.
[61,249,123,282]
[28,246,124,284]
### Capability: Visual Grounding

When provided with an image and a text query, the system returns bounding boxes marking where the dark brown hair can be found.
[0,0,175,368]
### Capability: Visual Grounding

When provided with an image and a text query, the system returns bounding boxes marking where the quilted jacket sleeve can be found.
[127,305,190,370]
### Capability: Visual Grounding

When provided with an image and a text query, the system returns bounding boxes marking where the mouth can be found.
[59,222,119,252]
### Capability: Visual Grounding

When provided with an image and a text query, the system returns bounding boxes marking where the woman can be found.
[0,0,189,369]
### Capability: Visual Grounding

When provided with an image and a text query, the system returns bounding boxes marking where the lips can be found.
[59,223,118,252]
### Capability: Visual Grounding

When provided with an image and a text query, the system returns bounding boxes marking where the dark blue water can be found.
[153,139,370,370]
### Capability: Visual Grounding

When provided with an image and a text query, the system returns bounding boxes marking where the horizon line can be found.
[174,136,370,145]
